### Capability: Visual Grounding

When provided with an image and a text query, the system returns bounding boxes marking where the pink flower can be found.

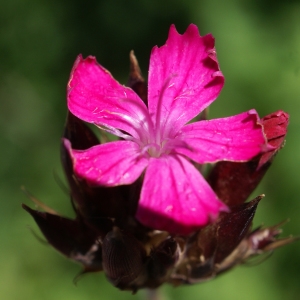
[66,24,267,235]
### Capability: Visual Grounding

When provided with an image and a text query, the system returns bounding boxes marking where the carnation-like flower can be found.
[23,25,296,293]
[66,24,268,234]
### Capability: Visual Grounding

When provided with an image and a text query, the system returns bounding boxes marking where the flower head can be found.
[66,24,267,234]
[23,24,296,293]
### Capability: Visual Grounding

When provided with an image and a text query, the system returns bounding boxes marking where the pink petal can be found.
[175,110,268,164]
[148,24,224,138]
[258,110,289,168]
[136,155,228,235]
[68,55,149,139]
[64,139,148,186]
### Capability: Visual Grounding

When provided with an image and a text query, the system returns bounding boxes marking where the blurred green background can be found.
[1,0,299,299]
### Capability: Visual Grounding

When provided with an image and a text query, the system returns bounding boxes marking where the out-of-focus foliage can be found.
[0,0,299,299]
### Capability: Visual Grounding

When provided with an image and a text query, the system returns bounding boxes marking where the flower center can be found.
[146,140,170,158]
[132,77,176,158]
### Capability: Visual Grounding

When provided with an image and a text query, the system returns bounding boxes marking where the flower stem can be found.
[144,289,166,300]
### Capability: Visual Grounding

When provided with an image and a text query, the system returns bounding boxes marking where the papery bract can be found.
[66,24,267,234]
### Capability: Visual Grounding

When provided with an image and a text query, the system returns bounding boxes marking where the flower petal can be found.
[136,155,228,235]
[148,24,224,138]
[64,139,148,186]
[175,110,268,164]
[258,110,289,168]
[68,55,150,139]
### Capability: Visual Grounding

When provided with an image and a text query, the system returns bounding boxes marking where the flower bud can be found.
[102,227,147,292]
